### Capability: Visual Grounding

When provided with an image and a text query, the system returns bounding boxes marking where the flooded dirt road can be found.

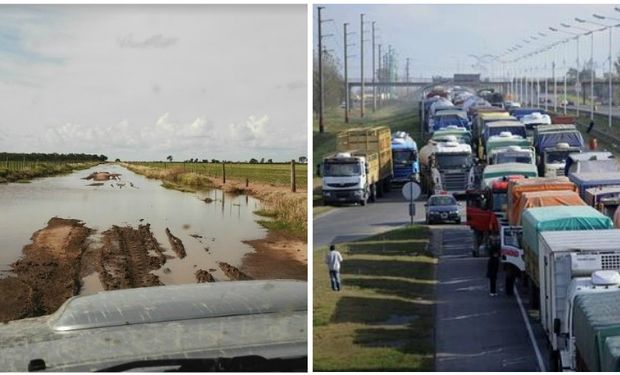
[0,164,304,321]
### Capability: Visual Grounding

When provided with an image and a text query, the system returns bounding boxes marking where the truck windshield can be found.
[545,151,571,164]
[436,153,472,169]
[393,150,417,164]
[492,192,507,212]
[503,228,523,248]
[495,154,532,164]
[323,162,362,177]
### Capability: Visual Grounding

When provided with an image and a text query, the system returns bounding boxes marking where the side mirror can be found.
[553,318,561,334]
[316,164,322,177]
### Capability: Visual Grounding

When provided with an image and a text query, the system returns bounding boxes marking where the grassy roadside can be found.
[313,102,422,214]
[0,162,101,183]
[313,226,436,371]
[124,163,307,241]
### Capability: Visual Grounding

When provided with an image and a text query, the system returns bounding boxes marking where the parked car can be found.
[425,193,461,224]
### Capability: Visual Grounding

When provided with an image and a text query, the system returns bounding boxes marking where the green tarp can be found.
[574,292,620,372]
[521,206,613,256]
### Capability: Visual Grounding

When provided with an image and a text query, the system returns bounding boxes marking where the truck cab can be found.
[391,131,419,183]
[489,145,535,165]
[427,141,475,195]
[534,125,585,177]
[320,152,369,205]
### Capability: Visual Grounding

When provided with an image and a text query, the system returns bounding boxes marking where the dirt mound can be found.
[195,269,216,283]
[83,171,121,181]
[218,262,253,281]
[98,224,165,290]
[0,218,92,321]
[165,228,186,258]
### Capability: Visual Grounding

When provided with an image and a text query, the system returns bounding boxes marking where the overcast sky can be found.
[0,5,307,162]
[315,4,619,80]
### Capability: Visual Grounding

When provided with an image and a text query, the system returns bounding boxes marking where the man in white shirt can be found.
[325,244,343,291]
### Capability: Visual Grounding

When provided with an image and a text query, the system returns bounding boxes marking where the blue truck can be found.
[391,131,419,183]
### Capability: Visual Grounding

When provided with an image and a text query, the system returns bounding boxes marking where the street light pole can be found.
[592,13,620,128]
[572,19,597,120]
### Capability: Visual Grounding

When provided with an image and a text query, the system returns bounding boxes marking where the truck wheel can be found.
[376,182,384,198]
[383,178,392,192]
[530,283,540,311]
[505,273,515,296]
[360,199,367,206]
[369,184,377,203]
[550,350,560,372]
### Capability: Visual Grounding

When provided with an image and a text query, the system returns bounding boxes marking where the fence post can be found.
[290,159,296,192]
[222,163,226,184]
[246,178,249,187]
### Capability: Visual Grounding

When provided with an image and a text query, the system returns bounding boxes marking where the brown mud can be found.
[0,218,92,322]
[195,269,216,283]
[242,231,307,281]
[165,228,187,259]
[97,224,166,290]
[218,262,253,281]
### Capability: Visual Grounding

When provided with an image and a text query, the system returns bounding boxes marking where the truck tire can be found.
[550,350,560,372]
[530,283,540,311]
[383,177,392,193]
[376,181,384,198]
[369,184,377,203]
[505,272,515,296]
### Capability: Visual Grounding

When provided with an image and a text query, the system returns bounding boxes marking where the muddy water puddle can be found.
[0,164,266,293]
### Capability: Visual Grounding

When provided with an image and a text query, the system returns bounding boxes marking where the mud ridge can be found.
[218,262,253,281]
[0,218,92,322]
[195,269,216,283]
[165,228,187,258]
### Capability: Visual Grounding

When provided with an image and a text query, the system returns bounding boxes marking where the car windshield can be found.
[436,153,472,169]
[430,196,456,206]
[324,162,361,177]
[393,150,417,164]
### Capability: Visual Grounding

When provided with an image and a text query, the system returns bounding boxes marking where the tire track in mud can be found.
[218,262,253,281]
[98,224,166,290]
[165,228,186,259]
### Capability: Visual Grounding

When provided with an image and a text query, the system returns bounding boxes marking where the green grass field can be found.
[0,161,100,183]
[129,161,307,189]
[314,226,436,371]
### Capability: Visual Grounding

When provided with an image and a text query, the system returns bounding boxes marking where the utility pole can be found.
[372,21,377,112]
[406,58,410,98]
[377,43,382,107]
[360,13,365,118]
[553,60,557,113]
[317,7,325,133]
[344,23,350,123]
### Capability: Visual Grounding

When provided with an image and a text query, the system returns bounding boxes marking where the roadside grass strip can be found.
[313,226,437,371]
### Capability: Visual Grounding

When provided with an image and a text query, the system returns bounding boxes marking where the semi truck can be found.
[569,171,620,198]
[533,124,585,177]
[319,126,393,206]
[535,230,620,371]
[391,131,419,184]
[521,206,613,308]
[419,139,475,195]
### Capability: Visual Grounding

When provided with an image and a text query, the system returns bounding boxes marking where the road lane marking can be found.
[515,285,545,372]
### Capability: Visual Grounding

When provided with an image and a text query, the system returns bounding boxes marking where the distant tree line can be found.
[177,156,307,164]
[0,152,107,162]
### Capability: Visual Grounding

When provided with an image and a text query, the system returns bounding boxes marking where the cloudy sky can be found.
[0,5,307,161]
[315,4,619,80]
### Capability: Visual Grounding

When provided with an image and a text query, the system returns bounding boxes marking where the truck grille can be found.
[440,172,468,192]
[327,182,358,188]
[601,254,620,270]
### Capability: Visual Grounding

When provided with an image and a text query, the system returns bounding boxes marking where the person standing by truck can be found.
[325,245,343,291]
[487,249,500,296]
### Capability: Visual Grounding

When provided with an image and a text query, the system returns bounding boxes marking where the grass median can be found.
[313,226,436,371]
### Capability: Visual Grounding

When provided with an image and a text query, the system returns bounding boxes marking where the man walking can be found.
[325,244,343,291]
[487,249,500,296]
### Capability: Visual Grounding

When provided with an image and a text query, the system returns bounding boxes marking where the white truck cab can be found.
[321,152,368,205]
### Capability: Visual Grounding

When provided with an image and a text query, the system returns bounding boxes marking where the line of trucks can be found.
[418,85,620,372]
[317,85,620,371]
